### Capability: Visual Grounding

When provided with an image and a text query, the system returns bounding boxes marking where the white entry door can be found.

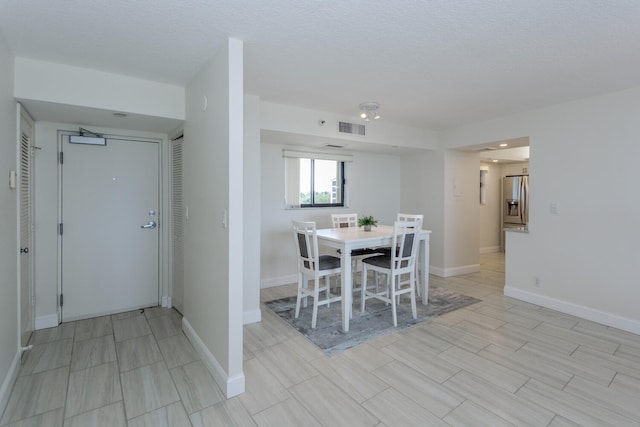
[61,135,160,321]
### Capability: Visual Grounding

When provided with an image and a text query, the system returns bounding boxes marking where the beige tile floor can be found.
[3,252,640,426]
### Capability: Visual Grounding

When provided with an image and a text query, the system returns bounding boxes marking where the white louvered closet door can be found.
[19,110,35,347]
[171,136,184,313]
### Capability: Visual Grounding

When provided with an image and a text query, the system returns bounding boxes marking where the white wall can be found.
[479,162,502,252]
[260,143,402,286]
[400,149,487,276]
[443,150,481,274]
[0,31,19,416]
[399,149,445,269]
[243,95,261,323]
[14,58,184,121]
[32,122,171,328]
[442,86,640,334]
[183,38,244,397]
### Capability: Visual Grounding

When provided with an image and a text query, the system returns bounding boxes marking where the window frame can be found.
[283,150,352,210]
[300,159,345,208]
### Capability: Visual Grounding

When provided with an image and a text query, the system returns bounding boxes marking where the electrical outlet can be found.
[550,202,559,214]
[533,276,541,287]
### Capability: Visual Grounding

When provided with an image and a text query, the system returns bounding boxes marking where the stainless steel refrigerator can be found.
[503,175,529,226]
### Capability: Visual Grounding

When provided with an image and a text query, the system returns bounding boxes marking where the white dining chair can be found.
[331,213,358,228]
[379,213,425,296]
[330,213,382,292]
[398,214,424,296]
[292,220,342,328]
[360,219,423,326]
[397,213,424,223]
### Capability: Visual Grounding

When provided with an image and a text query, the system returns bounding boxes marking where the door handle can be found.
[141,221,157,229]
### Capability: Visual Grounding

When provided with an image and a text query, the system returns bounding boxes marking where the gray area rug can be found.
[265,286,480,356]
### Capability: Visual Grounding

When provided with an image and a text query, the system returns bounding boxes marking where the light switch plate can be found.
[9,170,16,189]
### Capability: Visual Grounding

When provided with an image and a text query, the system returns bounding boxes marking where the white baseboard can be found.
[261,274,297,289]
[430,264,480,278]
[243,309,262,324]
[480,246,501,254]
[504,286,640,336]
[0,351,20,419]
[182,317,245,398]
[429,266,445,277]
[162,296,172,308]
[35,314,59,330]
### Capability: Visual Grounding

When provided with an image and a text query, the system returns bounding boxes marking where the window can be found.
[284,150,352,208]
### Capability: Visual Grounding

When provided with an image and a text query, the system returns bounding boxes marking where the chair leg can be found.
[351,259,358,290]
[311,277,320,329]
[385,273,391,306]
[361,266,367,313]
[390,274,398,327]
[410,271,417,320]
[303,273,310,309]
[295,273,304,318]
[373,271,379,293]
[415,264,421,297]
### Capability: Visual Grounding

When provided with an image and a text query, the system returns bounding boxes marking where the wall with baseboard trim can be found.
[430,264,480,278]
[243,310,262,325]
[504,286,640,335]
[480,246,501,254]
[444,86,640,327]
[182,317,244,398]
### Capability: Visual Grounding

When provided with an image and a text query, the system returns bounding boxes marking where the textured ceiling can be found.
[1,0,640,130]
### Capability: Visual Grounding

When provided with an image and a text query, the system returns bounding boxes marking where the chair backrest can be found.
[292,220,320,272]
[331,213,358,228]
[390,219,423,272]
[397,213,424,224]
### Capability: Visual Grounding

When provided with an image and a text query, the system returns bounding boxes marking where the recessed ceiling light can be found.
[499,143,508,147]
[113,112,127,118]
[492,159,499,162]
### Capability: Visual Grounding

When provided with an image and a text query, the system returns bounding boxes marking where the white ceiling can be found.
[1,0,640,131]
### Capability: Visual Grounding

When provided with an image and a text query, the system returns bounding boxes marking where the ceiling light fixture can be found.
[499,143,508,147]
[359,102,381,121]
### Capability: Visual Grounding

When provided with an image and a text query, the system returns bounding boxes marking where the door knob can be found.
[141,221,157,229]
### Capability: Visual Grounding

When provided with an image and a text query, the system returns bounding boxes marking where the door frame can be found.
[56,130,166,322]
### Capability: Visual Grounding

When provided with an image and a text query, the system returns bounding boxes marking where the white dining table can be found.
[316,225,431,332]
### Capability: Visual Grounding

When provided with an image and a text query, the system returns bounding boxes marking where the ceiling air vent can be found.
[472,147,496,152]
[325,144,345,148]
[338,121,365,136]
